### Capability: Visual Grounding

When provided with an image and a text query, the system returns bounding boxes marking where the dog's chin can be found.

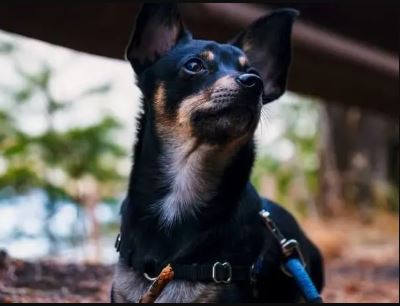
[190,104,259,145]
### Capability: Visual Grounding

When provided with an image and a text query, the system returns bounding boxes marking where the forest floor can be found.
[0,214,398,303]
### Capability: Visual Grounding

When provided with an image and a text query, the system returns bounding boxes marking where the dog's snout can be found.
[235,74,263,93]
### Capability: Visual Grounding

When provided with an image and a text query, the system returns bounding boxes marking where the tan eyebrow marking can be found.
[238,56,248,67]
[200,50,215,61]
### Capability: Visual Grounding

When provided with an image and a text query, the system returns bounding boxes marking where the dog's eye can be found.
[184,58,205,74]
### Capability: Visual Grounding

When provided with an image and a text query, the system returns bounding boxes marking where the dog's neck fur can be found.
[157,138,233,227]
[126,100,256,229]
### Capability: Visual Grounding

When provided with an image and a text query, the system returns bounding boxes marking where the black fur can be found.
[112,3,324,303]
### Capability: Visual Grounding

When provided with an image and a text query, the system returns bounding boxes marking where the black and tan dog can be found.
[111,3,324,303]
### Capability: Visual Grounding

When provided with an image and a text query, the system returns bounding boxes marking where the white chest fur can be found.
[155,141,227,227]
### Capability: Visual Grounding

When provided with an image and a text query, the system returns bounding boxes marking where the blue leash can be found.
[284,258,323,303]
[259,207,323,303]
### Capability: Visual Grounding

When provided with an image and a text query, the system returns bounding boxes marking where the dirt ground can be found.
[304,213,399,303]
[0,215,398,303]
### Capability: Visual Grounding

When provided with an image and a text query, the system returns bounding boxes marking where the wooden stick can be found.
[138,264,174,303]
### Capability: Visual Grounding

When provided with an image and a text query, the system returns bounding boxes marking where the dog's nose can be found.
[235,74,263,93]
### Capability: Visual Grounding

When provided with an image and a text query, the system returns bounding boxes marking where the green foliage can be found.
[0,166,40,196]
[0,37,130,256]
[0,41,127,206]
[30,116,125,180]
[251,98,320,217]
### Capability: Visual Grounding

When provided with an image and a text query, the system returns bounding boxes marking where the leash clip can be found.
[259,209,306,277]
[280,238,306,277]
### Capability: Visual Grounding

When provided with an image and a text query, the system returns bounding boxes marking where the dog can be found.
[111,3,324,303]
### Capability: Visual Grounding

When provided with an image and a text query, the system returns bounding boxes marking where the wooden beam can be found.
[0,3,398,116]
[0,3,141,59]
[180,3,398,78]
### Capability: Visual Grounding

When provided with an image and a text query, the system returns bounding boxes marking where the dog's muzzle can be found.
[210,73,263,107]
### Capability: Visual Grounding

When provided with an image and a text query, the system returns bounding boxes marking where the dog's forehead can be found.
[174,39,245,60]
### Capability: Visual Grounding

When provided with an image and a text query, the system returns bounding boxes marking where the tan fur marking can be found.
[154,82,166,114]
[213,75,238,90]
[178,92,210,126]
[154,82,175,136]
[176,91,212,140]
[239,56,248,67]
[155,83,211,141]
[200,50,215,61]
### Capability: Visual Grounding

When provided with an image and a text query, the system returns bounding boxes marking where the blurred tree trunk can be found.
[317,103,398,219]
[75,179,101,263]
[84,193,101,263]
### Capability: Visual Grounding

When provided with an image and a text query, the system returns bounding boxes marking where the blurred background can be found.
[0,2,398,303]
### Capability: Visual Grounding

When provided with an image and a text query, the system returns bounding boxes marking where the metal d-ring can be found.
[212,261,232,284]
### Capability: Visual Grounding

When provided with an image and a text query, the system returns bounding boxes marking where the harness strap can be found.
[141,261,251,283]
[115,235,252,284]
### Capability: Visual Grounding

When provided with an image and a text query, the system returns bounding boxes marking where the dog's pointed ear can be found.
[126,4,191,76]
[230,9,299,103]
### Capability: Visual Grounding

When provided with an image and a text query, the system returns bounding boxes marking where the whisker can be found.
[259,106,271,136]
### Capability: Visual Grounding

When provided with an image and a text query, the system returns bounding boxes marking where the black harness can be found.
[115,234,250,284]
[114,199,323,303]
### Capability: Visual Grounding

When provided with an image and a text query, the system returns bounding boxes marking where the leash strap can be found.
[284,258,323,303]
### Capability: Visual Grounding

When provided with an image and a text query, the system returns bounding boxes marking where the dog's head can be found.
[126,4,298,146]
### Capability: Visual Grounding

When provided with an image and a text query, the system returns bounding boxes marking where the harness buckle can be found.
[212,262,232,284]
